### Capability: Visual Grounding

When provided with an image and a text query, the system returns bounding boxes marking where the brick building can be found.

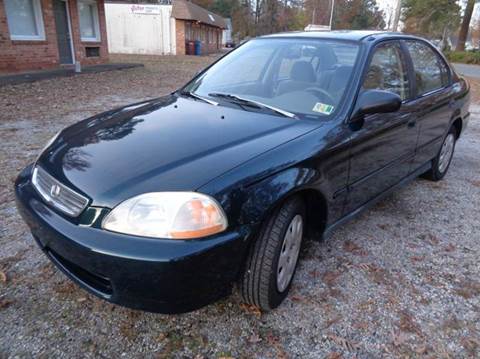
[0,0,109,72]
[172,0,225,55]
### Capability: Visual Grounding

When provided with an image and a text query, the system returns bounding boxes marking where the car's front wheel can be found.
[423,127,457,181]
[240,196,305,311]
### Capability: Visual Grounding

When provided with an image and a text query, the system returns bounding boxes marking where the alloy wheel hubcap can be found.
[438,133,455,173]
[276,214,303,292]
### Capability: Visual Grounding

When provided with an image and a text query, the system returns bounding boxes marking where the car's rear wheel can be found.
[240,196,305,311]
[423,127,457,181]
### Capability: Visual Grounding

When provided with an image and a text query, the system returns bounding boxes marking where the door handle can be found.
[407,119,416,128]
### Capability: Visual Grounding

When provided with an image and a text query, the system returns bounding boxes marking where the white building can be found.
[105,0,226,55]
[105,2,176,55]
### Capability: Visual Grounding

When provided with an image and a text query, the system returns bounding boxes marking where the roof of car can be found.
[261,30,417,42]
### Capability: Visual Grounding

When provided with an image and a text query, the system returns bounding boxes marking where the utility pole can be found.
[392,0,401,32]
[329,0,335,30]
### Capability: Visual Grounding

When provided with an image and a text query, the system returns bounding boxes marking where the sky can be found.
[375,0,398,29]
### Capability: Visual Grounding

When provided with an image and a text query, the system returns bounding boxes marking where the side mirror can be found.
[351,90,402,121]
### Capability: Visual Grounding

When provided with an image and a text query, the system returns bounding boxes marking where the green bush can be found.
[445,51,480,65]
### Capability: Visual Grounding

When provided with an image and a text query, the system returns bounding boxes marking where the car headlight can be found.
[102,192,228,239]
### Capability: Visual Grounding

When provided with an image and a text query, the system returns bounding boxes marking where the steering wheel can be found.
[305,87,336,105]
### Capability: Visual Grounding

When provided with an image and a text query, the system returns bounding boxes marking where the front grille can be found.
[32,166,89,217]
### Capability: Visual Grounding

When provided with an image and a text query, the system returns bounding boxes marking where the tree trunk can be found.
[456,0,475,51]
[441,25,449,51]
[392,0,401,32]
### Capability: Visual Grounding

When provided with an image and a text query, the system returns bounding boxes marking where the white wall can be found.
[105,4,176,55]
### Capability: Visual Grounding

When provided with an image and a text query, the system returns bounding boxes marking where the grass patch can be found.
[445,50,480,65]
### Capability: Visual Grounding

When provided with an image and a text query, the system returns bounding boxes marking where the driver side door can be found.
[344,40,419,213]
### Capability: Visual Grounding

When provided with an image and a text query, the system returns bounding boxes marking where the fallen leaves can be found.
[290,294,305,303]
[454,279,480,299]
[410,256,426,266]
[322,270,341,287]
[443,243,456,252]
[461,336,480,357]
[321,316,342,330]
[53,280,78,297]
[343,240,361,253]
[418,233,440,246]
[265,332,288,359]
[391,330,408,347]
[0,271,6,283]
[468,179,480,187]
[326,352,343,359]
[0,297,13,309]
[247,333,262,344]
[343,240,368,256]
[360,263,391,286]
[414,343,428,354]
[239,303,262,317]
[326,334,359,352]
[398,310,423,337]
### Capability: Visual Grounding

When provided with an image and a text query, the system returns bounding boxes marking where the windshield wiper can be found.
[208,92,297,118]
[179,90,218,106]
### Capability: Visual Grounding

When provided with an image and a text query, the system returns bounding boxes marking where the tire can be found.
[240,196,306,311]
[422,126,457,181]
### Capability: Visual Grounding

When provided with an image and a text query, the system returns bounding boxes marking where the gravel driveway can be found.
[1,55,479,358]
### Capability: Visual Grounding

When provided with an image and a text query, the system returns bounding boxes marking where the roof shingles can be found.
[172,0,226,29]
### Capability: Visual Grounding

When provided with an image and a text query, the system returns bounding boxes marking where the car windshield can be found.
[183,38,360,119]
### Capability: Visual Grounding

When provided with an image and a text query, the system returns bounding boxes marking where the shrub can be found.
[445,51,480,65]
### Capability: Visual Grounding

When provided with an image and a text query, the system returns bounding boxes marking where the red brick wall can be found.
[0,0,59,71]
[175,19,185,55]
[177,19,223,56]
[0,0,108,72]
[201,26,222,55]
[68,0,109,66]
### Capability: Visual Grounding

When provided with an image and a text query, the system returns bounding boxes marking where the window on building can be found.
[78,0,100,42]
[85,46,100,57]
[185,22,192,41]
[209,28,214,43]
[4,0,45,41]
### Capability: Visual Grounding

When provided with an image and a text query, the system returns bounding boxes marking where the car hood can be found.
[38,95,316,208]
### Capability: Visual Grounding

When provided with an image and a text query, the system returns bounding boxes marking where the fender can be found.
[238,166,323,225]
[198,121,349,234]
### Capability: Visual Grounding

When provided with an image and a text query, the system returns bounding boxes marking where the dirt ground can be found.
[0,54,479,358]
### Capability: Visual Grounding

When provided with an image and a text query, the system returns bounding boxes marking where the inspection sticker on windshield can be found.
[312,103,335,115]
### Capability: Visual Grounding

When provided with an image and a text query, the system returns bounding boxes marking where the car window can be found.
[362,42,410,101]
[205,46,276,87]
[278,45,318,79]
[405,40,450,96]
[186,38,360,119]
[333,46,358,66]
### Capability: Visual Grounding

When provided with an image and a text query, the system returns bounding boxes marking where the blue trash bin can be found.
[194,40,201,56]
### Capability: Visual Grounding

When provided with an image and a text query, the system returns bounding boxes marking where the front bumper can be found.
[15,165,251,313]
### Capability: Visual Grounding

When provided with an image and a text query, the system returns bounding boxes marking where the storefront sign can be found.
[130,5,162,15]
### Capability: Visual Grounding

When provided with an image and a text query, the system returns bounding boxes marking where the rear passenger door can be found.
[403,40,454,171]
[345,41,418,213]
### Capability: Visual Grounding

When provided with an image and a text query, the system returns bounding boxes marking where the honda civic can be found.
[15,31,470,313]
